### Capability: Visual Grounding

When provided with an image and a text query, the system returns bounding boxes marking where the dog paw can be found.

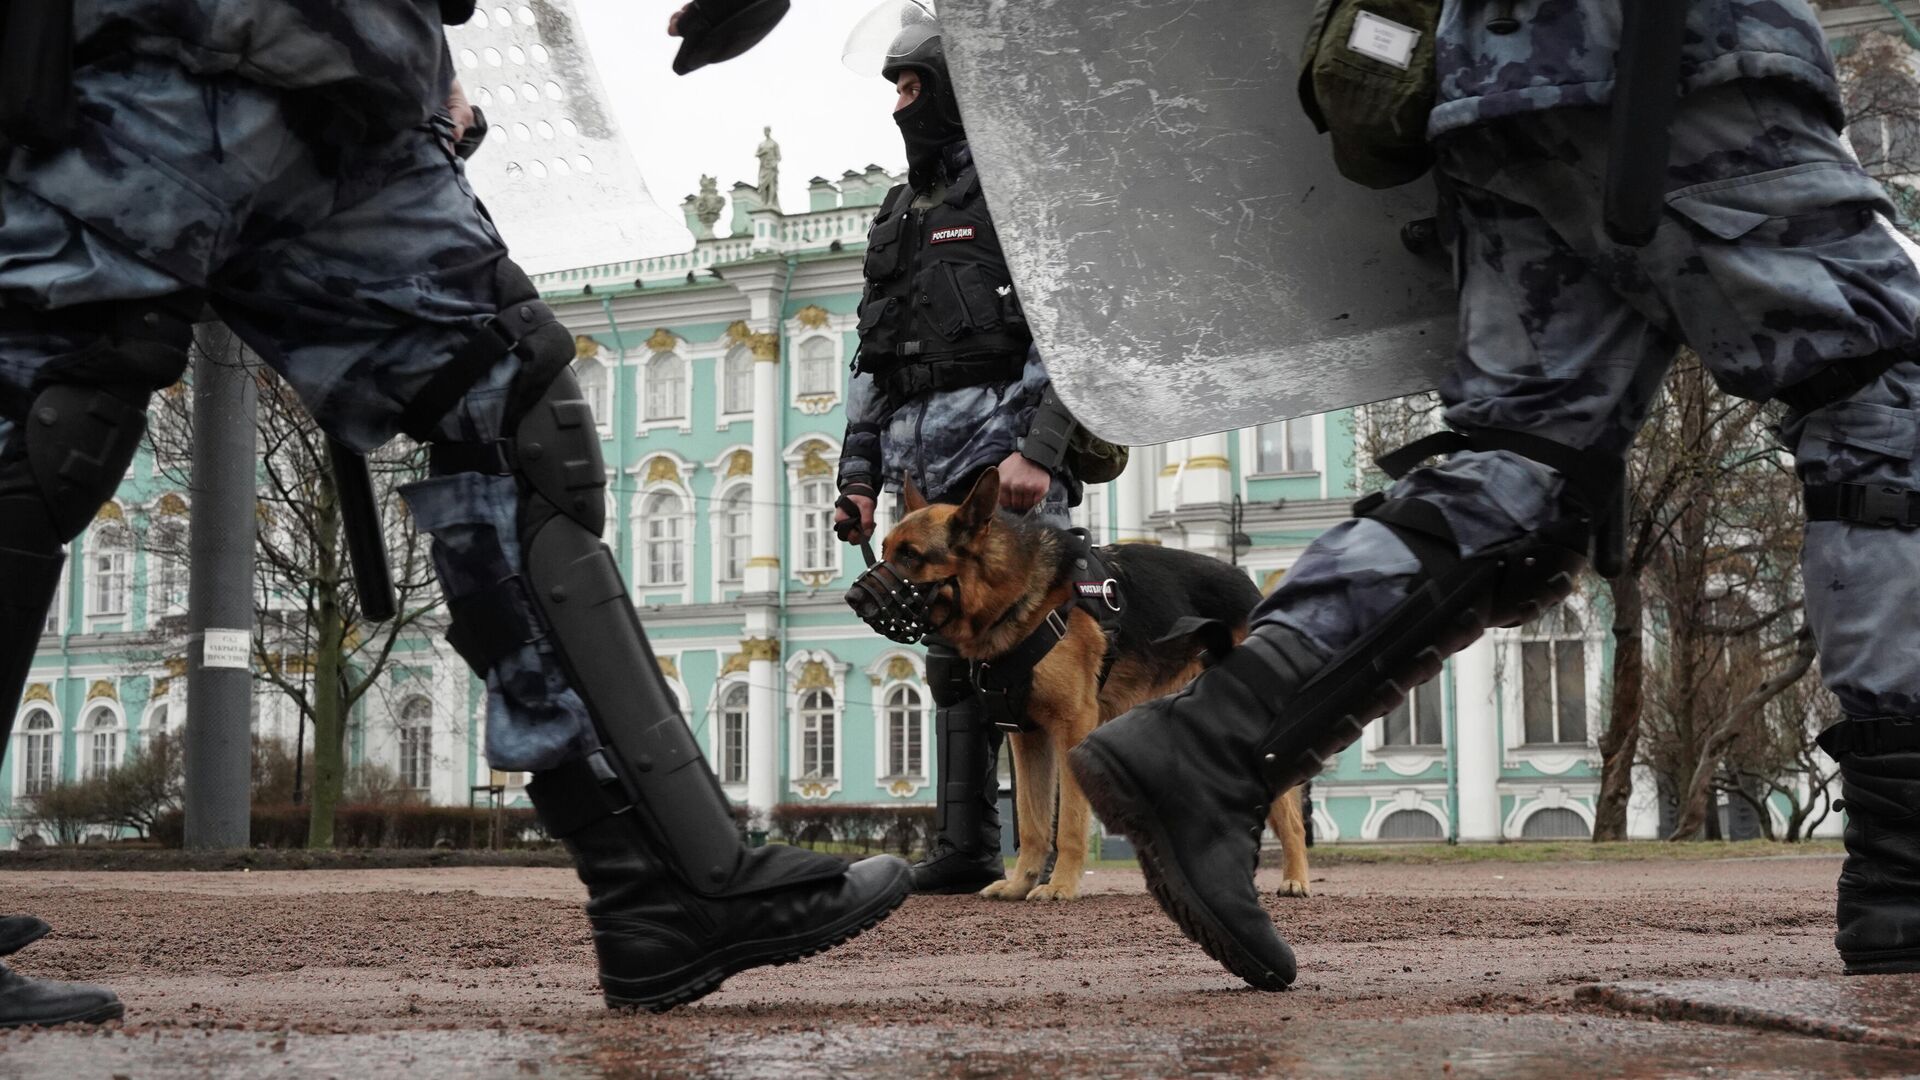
[1278,879,1311,899]
[980,878,1032,901]
[1026,882,1079,902]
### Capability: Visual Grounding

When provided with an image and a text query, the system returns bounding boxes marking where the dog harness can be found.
[974,529,1126,734]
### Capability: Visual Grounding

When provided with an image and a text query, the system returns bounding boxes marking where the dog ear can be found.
[901,473,928,513]
[955,468,1000,533]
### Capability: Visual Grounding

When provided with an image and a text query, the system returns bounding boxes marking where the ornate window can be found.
[86,706,121,777]
[1377,808,1444,840]
[399,697,433,792]
[797,337,837,396]
[1521,806,1591,839]
[1255,419,1316,473]
[577,356,611,429]
[719,486,751,583]
[1382,683,1443,747]
[884,684,924,779]
[1521,606,1588,745]
[641,491,687,586]
[722,346,754,416]
[798,479,838,574]
[149,520,189,618]
[42,566,64,635]
[799,688,836,780]
[19,709,56,796]
[644,352,686,422]
[718,682,749,785]
[88,523,131,616]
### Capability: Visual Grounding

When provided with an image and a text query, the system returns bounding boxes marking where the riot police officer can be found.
[0,0,905,1026]
[834,0,1090,895]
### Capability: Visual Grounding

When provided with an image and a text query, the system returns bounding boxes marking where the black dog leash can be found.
[834,494,879,568]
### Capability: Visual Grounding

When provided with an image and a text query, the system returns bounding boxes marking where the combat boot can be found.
[529,754,910,1011]
[1822,719,1920,975]
[1068,624,1318,989]
[0,917,122,1028]
[912,645,1006,894]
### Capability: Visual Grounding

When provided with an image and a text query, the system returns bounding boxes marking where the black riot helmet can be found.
[847,0,964,129]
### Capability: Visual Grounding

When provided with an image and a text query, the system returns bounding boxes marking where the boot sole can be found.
[1843,946,1920,975]
[0,999,124,1029]
[1071,739,1292,991]
[602,860,913,1013]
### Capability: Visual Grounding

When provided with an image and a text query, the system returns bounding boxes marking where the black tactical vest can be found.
[854,162,1032,401]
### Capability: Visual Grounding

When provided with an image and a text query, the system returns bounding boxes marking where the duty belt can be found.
[1805,482,1920,530]
[877,352,1026,403]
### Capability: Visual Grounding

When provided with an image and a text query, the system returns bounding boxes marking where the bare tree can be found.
[146,357,448,848]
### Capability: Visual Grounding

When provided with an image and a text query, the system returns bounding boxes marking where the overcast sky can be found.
[570,0,907,251]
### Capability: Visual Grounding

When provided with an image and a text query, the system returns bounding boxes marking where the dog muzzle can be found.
[845,562,950,644]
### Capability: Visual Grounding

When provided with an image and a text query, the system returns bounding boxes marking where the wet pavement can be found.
[1580,976,1920,1050]
[7,1014,1920,1078]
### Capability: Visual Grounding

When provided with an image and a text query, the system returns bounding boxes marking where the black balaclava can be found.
[894,64,966,190]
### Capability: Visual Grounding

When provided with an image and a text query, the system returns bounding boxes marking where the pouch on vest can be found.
[1298,0,1440,190]
[1068,430,1130,485]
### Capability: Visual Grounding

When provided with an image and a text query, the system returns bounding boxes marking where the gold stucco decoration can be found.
[720,653,749,676]
[151,677,171,699]
[22,683,53,706]
[796,660,832,691]
[656,656,680,682]
[1263,567,1287,593]
[739,637,781,663]
[795,304,830,329]
[646,328,680,353]
[156,492,189,517]
[725,450,753,478]
[797,441,832,478]
[574,334,603,360]
[724,320,753,344]
[644,457,682,486]
[86,679,118,703]
[748,332,780,361]
[95,502,124,523]
[885,656,917,682]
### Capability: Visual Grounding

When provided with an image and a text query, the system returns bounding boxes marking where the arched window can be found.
[797,337,837,396]
[645,353,686,421]
[1521,606,1587,745]
[146,702,171,741]
[885,684,924,778]
[86,706,121,777]
[399,697,433,792]
[88,524,131,616]
[642,491,687,586]
[719,683,749,784]
[799,689,836,779]
[722,347,754,415]
[19,709,56,796]
[719,487,751,583]
[1382,683,1443,747]
[1521,807,1591,840]
[577,357,611,428]
[1377,808,1443,840]
[149,520,189,617]
[798,479,838,574]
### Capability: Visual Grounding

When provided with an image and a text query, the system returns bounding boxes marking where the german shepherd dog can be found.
[884,468,1310,901]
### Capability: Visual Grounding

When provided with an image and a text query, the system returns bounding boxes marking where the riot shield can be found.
[940,0,1457,445]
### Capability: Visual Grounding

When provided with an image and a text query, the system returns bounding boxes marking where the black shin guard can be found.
[927,641,1002,854]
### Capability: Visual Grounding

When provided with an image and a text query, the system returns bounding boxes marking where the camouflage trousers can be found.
[0,58,594,770]
[1252,80,1920,721]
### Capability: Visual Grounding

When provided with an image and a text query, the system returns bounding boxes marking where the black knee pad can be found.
[398,257,573,443]
[925,641,975,709]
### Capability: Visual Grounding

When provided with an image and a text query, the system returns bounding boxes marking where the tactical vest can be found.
[854,165,1033,402]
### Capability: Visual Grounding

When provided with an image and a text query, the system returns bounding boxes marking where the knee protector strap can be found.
[398,259,573,442]
[925,641,975,709]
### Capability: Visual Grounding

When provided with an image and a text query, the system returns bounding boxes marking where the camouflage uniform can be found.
[1252,0,1920,726]
[0,6,594,771]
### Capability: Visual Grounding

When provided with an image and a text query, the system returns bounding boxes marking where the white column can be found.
[1452,635,1503,842]
[1115,454,1146,543]
[743,327,783,815]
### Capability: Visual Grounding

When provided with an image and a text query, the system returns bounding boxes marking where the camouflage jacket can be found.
[75,1,451,137]
[1430,0,1843,139]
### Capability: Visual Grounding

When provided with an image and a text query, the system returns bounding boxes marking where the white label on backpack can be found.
[1348,10,1419,70]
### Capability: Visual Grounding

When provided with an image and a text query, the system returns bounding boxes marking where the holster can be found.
[0,0,78,148]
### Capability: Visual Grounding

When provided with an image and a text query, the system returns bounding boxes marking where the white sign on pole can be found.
[201,629,252,671]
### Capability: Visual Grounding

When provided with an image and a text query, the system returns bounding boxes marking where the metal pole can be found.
[183,323,258,849]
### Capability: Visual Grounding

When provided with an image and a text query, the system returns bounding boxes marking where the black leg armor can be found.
[1819,719,1920,974]
[909,640,1007,894]
[1069,429,1610,993]
[1,298,197,747]
[412,261,908,1009]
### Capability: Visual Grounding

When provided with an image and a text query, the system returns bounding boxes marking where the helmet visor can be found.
[842,0,939,77]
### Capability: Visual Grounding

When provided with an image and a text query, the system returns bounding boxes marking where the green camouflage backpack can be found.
[1298,0,1442,190]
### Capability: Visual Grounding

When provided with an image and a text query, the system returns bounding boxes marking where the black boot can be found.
[911,644,1006,894]
[1068,625,1320,989]
[531,752,910,1011]
[1822,720,1920,975]
[0,918,122,1028]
